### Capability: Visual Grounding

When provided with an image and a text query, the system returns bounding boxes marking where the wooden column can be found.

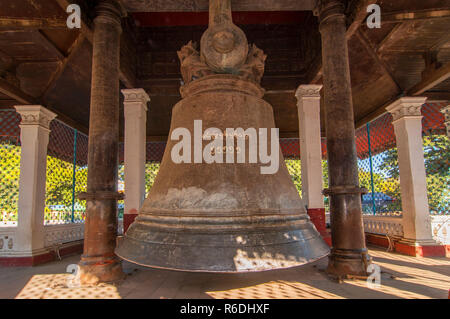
[78,0,126,284]
[317,0,370,277]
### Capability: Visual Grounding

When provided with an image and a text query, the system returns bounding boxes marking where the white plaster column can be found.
[295,85,324,209]
[441,105,450,137]
[122,89,149,232]
[386,97,434,244]
[14,105,57,255]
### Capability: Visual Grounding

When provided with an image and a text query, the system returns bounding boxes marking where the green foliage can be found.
[116,162,161,219]
[284,159,330,211]
[0,143,88,223]
[145,162,161,194]
[374,134,449,214]
[423,135,449,214]
[285,159,302,194]
[0,142,20,221]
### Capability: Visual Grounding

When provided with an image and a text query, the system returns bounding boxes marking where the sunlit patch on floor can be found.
[15,274,121,299]
[207,280,343,299]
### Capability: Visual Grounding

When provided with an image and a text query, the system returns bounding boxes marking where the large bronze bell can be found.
[115,0,329,272]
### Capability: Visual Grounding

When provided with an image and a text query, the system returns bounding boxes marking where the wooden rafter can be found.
[355,28,402,92]
[0,17,68,29]
[31,31,65,61]
[41,33,86,100]
[0,78,88,134]
[408,62,450,96]
[380,8,450,24]
[122,0,316,12]
[0,78,37,105]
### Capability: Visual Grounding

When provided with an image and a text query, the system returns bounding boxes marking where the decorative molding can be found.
[295,84,323,100]
[121,88,151,108]
[386,97,427,122]
[177,41,267,85]
[14,105,57,129]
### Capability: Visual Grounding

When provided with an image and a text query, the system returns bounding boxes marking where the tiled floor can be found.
[1,247,449,299]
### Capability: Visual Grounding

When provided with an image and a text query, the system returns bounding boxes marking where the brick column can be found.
[78,0,126,284]
[14,105,56,264]
[387,97,441,256]
[122,89,149,233]
[295,85,329,243]
[317,0,370,277]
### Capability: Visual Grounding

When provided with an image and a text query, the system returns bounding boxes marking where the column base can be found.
[123,213,138,233]
[365,234,449,257]
[326,248,371,279]
[78,256,125,285]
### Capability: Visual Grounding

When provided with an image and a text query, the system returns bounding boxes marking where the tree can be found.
[378,134,449,214]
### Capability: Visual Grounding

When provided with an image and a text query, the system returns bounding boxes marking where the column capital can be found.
[295,85,323,101]
[314,0,346,22]
[386,97,427,122]
[122,88,150,111]
[95,0,127,28]
[14,105,57,130]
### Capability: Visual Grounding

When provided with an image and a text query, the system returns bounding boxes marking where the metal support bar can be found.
[367,123,376,215]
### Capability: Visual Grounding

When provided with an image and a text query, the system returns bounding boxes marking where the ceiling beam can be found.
[0,17,68,29]
[0,78,88,134]
[380,8,450,24]
[0,78,37,105]
[41,33,86,99]
[55,0,136,89]
[408,62,450,96]
[355,94,401,129]
[376,21,413,53]
[122,0,317,12]
[355,62,450,128]
[355,28,402,92]
[31,31,65,61]
[422,92,450,102]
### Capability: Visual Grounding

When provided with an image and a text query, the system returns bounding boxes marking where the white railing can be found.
[44,223,84,247]
[363,214,404,237]
[0,223,85,254]
[431,215,450,245]
[0,228,16,252]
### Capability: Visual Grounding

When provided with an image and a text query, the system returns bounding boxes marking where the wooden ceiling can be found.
[0,0,449,140]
